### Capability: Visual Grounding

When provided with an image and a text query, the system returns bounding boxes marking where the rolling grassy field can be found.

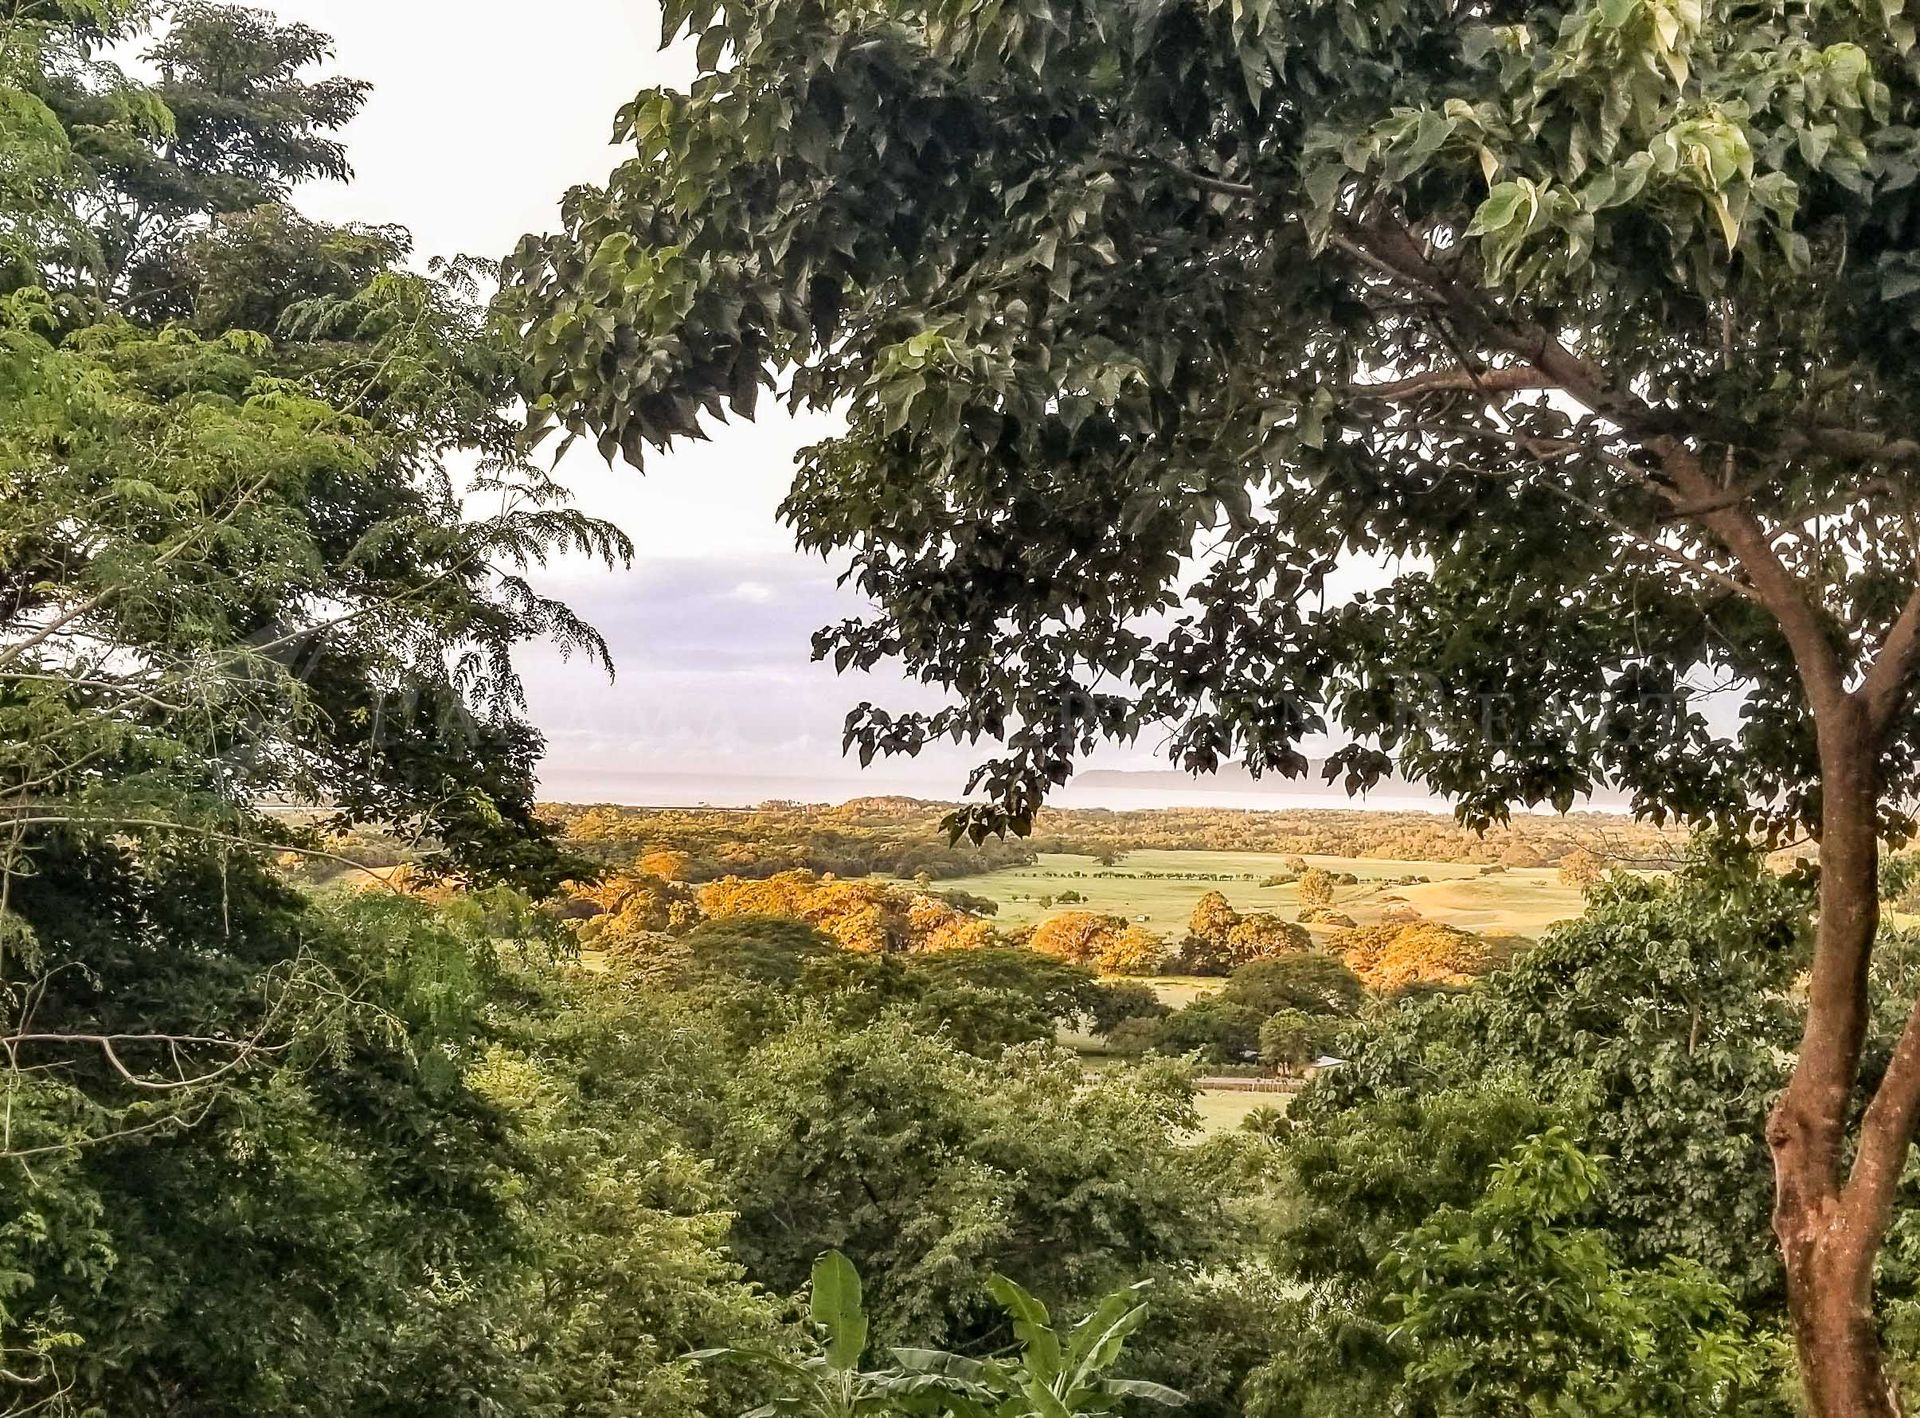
[925,848,1586,946]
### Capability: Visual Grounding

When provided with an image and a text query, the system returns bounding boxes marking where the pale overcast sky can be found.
[252,0,1022,802]
[248,3,1448,810]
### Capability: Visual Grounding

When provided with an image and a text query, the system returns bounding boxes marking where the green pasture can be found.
[1192,1088,1286,1136]
[924,849,1585,946]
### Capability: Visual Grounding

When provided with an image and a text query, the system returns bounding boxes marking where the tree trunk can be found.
[1771,730,1904,1417]
[1782,1233,1901,1418]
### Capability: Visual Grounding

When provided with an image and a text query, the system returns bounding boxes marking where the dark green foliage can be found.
[907,980,1057,1055]
[1257,1010,1345,1072]
[675,914,841,985]
[1219,955,1365,1018]
[1278,1079,1556,1295]
[1882,852,1920,912]
[698,1253,1186,1418]
[2,879,777,1417]
[905,946,1105,1021]
[1301,854,1805,1301]
[715,1015,1218,1347]
[1087,979,1172,1035]
[1151,999,1266,1065]
[1384,1131,1788,1417]
[56,1,371,309]
[938,887,1001,916]
[0,4,633,1408]
[506,0,1920,847]
[1119,1267,1289,1418]
[0,1,628,896]
[1236,853,1815,1414]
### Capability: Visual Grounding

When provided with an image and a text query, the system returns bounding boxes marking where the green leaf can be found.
[892,1347,992,1382]
[1069,1295,1149,1381]
[1465,181,1527,236]
[810,1251,868,1371]
[1021,1376,1074,1418]
[988,1273,1063,1381]
[1106,1377,1190,1406]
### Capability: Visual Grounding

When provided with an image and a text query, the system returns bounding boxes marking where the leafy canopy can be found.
[509,0,1920,840]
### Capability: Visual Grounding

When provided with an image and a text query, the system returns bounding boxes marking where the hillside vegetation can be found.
[541,798,1685,878]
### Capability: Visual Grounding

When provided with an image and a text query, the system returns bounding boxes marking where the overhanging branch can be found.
[1351,367,1558,400]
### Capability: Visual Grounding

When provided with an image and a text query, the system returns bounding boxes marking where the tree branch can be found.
[2,1030,284,1091]
[1153,158,1256,199]
[1332,215,1855,714]
[1842,990,1920,1245]
[1862,584,1920,744]
[1787,426,1920,468]
[1351,367,1558,400]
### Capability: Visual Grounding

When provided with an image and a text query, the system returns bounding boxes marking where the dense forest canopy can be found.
[10,3,1920,1418]
[506,0,1920,1404]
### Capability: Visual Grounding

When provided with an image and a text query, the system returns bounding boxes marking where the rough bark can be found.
[1771,722,1905,1417]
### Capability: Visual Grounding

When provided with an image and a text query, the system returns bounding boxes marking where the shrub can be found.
[1297,868,1337,907]
[1297,908,1357,927]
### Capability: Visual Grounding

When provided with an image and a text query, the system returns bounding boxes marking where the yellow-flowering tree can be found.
[1335,922,1498,994]
[1031,912,1168,976]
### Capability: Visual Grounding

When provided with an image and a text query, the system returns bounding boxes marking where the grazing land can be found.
[1192,1089,1281,1136]
[913,849,1587,946]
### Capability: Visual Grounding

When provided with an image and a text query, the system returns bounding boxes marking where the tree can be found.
[1,0,625,890]
[1225,913,1310,963]
[1087,980,1172,1036]
[1295,870,1337,910]
[698,869,993,954]
[1221,956,1366,1019]
[715,1015,1214,1346]
[1153,999,1266,1064]
[0,6,626,1404]
[637,848,693,880]
[574,869,703,943]
[1333,921,1498,994]
[1258,1009,1344,1074]
[1181,891,1307,974]
[904,946,1106,1023]
[1559,846,1606,889]
[1306,854,1807,1304]
[938,888,1001,917]
[509,0,1920,1401]
[640,914,839,987]
[1188,891,1239,946]
[1030,911,1167,975]
[42,1,368,311]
